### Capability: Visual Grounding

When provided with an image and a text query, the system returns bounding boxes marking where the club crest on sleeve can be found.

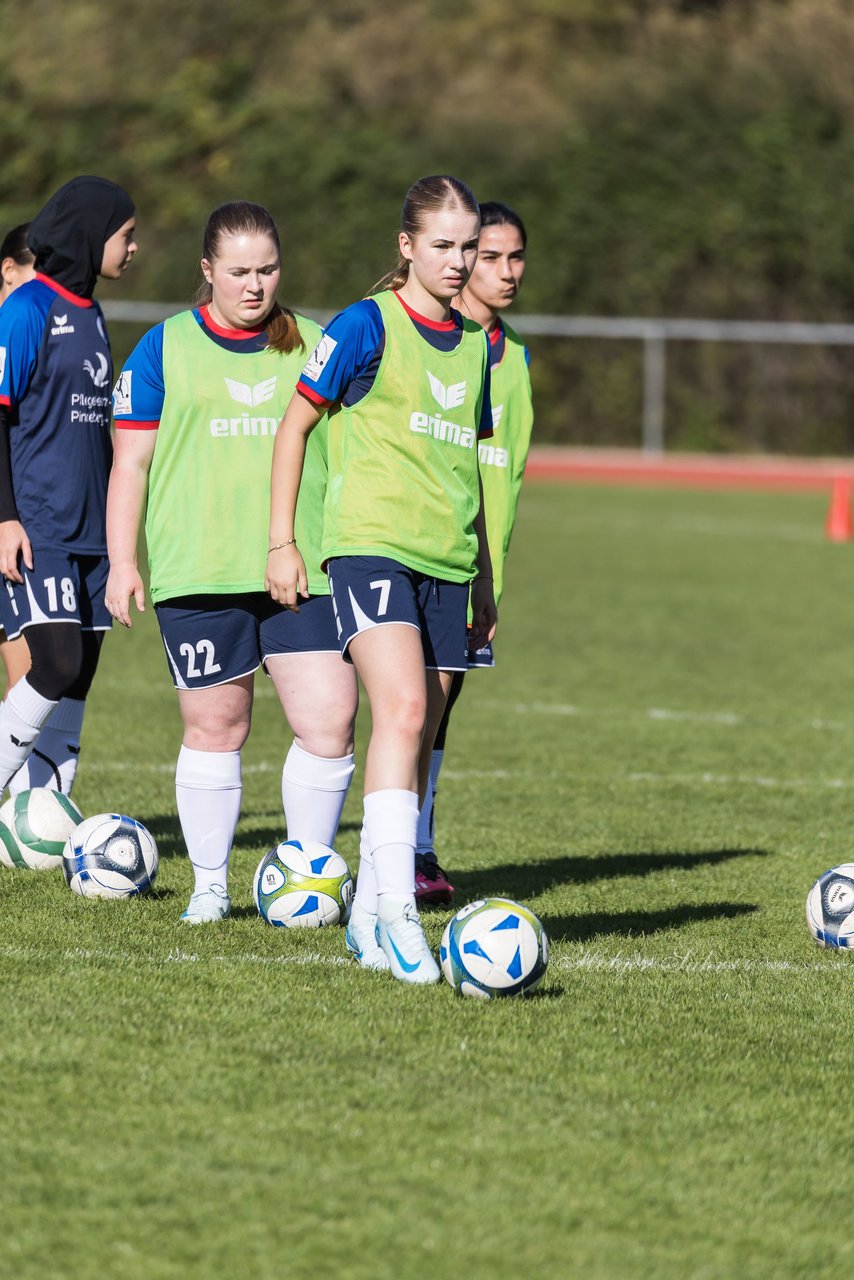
[113,371,132,415]
[302,334,337,382]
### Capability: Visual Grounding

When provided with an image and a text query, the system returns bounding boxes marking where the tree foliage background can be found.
[3,0,854,451]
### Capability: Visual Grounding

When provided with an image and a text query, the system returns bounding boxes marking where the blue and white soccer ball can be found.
[253,839,354,928]
[439,897,549,999]
[0,788,84,870]
[63,814,159,899]
[806,864,854,947]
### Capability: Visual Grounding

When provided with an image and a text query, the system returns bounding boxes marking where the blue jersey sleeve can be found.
[0,286,48,408]
[297,299,384,406]
[478,340,493,438]
[112,323,166,422]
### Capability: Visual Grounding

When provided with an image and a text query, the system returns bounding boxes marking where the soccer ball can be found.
[0,788,84,870]
[806,864,854,947]
[440,897,549,999]
[253,839,353,927]
[63,814,159,898]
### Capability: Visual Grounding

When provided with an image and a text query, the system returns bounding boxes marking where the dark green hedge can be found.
[4,0,854,452]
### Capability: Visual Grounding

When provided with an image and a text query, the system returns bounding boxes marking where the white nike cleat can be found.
[375,900,440,985]
[345,902,391,971]
[180,883,231,924]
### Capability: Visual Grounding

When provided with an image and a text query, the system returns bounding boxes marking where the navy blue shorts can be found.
[155,592,337,690]
[262,592,340,659]
[0,550,110,640]
[327,556,470,671]
[467,637,496,669]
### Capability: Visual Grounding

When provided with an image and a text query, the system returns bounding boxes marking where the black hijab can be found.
[27,176,135,299]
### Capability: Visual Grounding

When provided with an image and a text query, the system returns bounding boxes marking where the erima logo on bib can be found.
[113,371,132,415]
[224,375,278,408]
[478,443,509,468]
[427,371,466,410]
[51,314,75,336]
[410,371,474,448]
[211,373,280,437]
[492,403,505,429]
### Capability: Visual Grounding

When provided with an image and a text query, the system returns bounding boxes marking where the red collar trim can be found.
[393,291,456,332]
[199,303,266,340]
[488,320,504,346]
[35,273,94,308]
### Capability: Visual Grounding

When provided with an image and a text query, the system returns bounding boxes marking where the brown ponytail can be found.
[193,201,305,355]
[368,175,480,296]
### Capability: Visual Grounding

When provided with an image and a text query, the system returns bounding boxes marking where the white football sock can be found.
[175,746,242,894]
[416,748,445,856]
[281,742,355,846]
[9,698,86,796]
[354,823,378,914]
[365,788,419,920]
[0,679,58,791]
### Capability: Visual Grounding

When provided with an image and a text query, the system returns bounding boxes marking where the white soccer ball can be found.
[63,813,159,898]
[439,897,549,998]
[0,788,84,870]
[253,839,353,927]
[806,863,854,948]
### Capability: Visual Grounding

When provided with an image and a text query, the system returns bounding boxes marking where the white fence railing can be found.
[102,302,854,455]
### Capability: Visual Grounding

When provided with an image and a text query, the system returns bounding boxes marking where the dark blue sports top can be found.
[0,274,113,553]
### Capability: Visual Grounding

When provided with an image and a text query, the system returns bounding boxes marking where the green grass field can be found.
[4,481,854,1279]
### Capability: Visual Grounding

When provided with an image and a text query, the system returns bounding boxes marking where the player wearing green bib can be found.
[267,175,497,984]
[106,202,358,924]
[415,202,534,905]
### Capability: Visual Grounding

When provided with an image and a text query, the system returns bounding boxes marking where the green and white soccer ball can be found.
[0,788,84,870]
[440,898,549,999]
[253,839,354,927]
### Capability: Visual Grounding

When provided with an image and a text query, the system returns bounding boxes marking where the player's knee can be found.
[387,689,427,741]
[181,717,251,754]
[25,627,85,701]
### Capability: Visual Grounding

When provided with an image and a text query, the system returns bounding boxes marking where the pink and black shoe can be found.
[414,853,455,907]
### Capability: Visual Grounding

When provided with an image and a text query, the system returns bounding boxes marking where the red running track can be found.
[524,446,854,492]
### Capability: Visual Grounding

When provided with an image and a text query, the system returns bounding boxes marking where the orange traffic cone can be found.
[826,477,854,542]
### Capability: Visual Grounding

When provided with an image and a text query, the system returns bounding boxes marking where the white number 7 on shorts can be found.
[369,579,391,617]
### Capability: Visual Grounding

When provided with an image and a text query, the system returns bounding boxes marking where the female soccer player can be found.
[0,223,35,700]
[0,179,137,796]
[415,201,533,905]
[106,201,358,925]
[267,174,496,983]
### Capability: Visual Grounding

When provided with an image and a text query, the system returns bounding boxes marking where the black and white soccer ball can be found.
[806,864,854,948]
[63,813,159,899]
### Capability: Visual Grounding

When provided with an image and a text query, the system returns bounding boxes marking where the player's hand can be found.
[469,576,497,651]
[265,544,308,611]
[0,520,32,584]
[105,563,146,628]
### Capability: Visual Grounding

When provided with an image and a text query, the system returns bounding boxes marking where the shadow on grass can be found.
[542,901,759,944]
[449,847,769,903]
[144,815,362,860]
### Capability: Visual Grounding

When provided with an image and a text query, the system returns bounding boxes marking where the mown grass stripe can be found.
[1,942,850,977]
